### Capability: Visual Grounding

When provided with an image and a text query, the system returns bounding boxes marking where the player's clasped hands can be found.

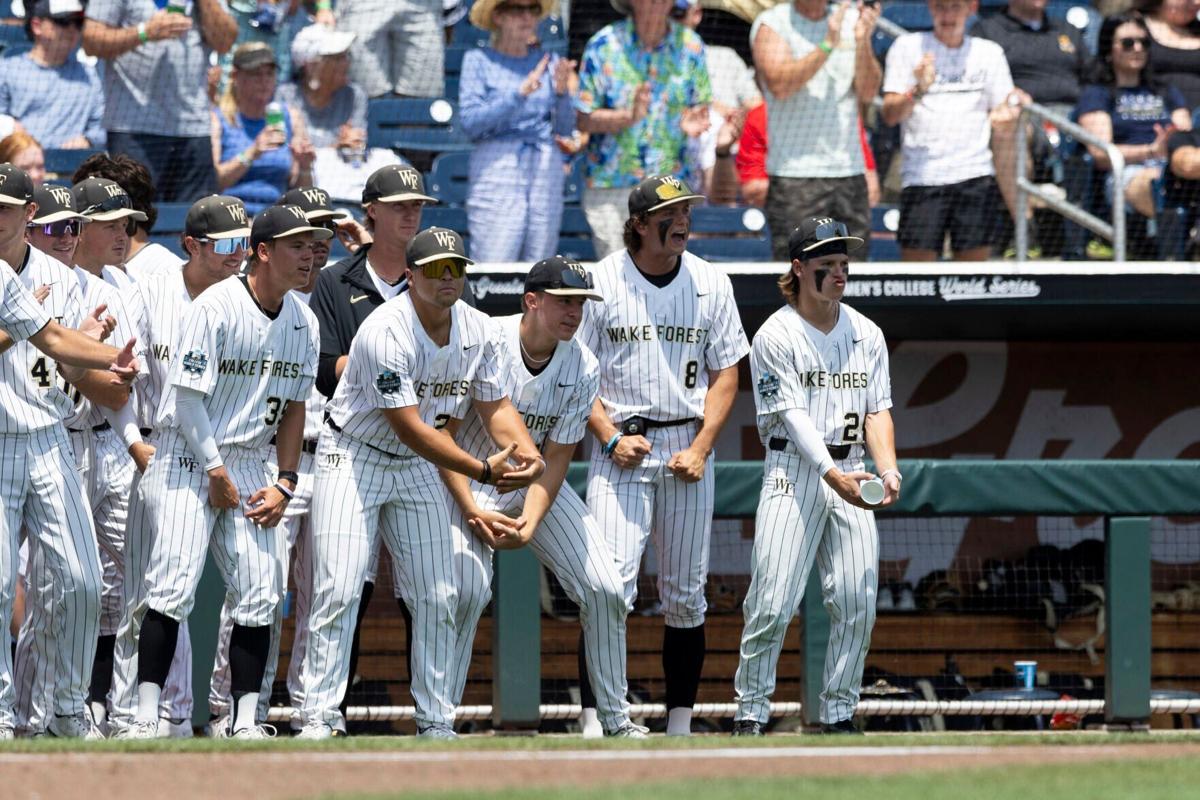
[611,434,651,469]
[486,442,546,493]
[109,339,140,385]
[467,509,529,550]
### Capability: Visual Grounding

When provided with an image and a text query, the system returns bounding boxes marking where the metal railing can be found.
[1015,101,1126,262]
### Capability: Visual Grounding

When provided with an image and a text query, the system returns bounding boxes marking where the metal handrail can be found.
[1016,101,1126,262]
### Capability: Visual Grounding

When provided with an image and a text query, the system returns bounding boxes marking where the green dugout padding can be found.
[192,461,1198,729]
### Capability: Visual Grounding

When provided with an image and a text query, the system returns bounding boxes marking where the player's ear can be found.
[25,202,38,225]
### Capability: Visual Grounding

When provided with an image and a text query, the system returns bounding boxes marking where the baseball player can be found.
[108,196,253,739]
[732,217,900,736]
[0,163,139,740]
[207,187,349,734]
[296,227,542,740]
[578,175,749,737]
[442,256,646,738]
[122,204,324,740]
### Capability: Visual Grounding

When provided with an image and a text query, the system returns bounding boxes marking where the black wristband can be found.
[480,459,492,484]
[277,469,299,485]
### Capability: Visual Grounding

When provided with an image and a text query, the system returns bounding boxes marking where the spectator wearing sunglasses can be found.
[83,0,238,203]
[1077,12,1192,221]
[458,0,578,263]
[72,177,147,292]
[0,0,105,149]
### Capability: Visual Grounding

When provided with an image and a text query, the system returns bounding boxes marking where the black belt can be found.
[619,416,697,437]
[769,437,851,460]
[268,434,319,455]
[69,422,111,434]
[325,414,408,459]
[140,428,153,437]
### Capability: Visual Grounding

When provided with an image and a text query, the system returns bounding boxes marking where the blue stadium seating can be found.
[870,204,901,262]
[43,148,102,179]
[557,206,595,262]
[419,205,470,234]
[367,98,472,154]
[687,206,772,262]
[153,202,191,237]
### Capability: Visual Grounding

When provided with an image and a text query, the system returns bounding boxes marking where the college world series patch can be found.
[757,372,781,399]
[376,369,403,395]
[181,349,208,376]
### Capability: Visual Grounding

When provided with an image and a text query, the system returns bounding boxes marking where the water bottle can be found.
[249,0,284,32]
[166,0,190,13]
[265,101,284,130]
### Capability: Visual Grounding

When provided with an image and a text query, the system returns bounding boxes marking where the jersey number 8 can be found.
[684,360,699,389]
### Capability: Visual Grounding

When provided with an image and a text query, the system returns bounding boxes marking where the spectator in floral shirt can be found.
[576,0,712,258]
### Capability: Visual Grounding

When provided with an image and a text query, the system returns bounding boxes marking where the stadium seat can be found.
[563,156,584,205]
[366,97,472,155]
[420,205,469,234]
[427,151,470,205]
[153,202,191,236]
[687,206,772,262]
[43,148,102,179]
[557,206,595,262]
[869,204,901,262]
[0,23,28,57]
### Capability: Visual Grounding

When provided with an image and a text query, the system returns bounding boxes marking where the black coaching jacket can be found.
[311,243,476,399]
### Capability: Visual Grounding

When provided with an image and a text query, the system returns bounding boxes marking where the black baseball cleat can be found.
[820,719,863,735]
[731,720,764,737]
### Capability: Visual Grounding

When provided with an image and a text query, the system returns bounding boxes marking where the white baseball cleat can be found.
[416,724,458,740]
[157,717,193,738]
[606,722,649,739]
[116,720,162,740]
[48,712,100,740]
[231,723,277,740]
[0,726,14,741]
[205,714,231,739]
[295,721,336,740]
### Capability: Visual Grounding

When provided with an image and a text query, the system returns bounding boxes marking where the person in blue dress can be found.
[212,42,316,215]
[458,0,577,262]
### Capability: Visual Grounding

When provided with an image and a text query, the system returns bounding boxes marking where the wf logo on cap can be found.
[301,188,328,206]
[48,186,73,206]
[566,261,587,280]
[654,176,686,201]
[395,169,420,190]
[285,206,307,221]
[103,183,125,198]
[432,230,457,250]
[226,203,248,225]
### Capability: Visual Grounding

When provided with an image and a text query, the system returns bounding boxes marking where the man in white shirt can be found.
[881,0,1026,260]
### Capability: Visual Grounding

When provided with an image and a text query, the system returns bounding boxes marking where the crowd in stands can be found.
[2,0,1200,260]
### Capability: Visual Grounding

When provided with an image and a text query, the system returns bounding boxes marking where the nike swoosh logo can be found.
[294,325,306,331]
[463,343,479,351]
[349,294,370,304]
[557,382,574,388]
[696,290,710,296]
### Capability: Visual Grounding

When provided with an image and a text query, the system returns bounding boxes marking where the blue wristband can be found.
[603,432,623,456]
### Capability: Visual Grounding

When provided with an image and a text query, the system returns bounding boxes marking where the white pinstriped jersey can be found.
[0,258,51,368]
[0,246,85,434]
[292,289,326,442]
[124,242,184,283]
[456,314,598,503]
[751,303,892,456]
[123,270,193,427]
[101,264,136,292]
[70,267,139,429]
[578,250,748,423]
[156,274,319,450]
[327,292,504,457]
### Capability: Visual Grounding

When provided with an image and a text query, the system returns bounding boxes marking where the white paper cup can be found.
[859,477,885,506]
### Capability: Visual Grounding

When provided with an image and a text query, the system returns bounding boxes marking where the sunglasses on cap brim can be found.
[798,220,862,252]
[418,258,467,279]
[79,194,134,217]
[544,266,595,291]
[197,235,251,255]
[28,219,82,237]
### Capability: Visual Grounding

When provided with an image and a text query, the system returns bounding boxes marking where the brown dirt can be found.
[3,741,1198,800]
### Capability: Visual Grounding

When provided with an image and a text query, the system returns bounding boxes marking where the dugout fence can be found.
[188,460,1200,732]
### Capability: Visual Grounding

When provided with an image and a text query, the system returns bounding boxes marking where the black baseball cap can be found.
[232,42,277,71]
[279,187,350,222]
[787,216,864,261]
[406,226,472,267]
[0,163,34,206]
[27,0,84,21]
[250,204,335,250]
[30,184,85,224]
[362,164,436,205]
[627,175,704,216]
[525,256,603,301]
[185,195,251,240]
[72,177,149,222]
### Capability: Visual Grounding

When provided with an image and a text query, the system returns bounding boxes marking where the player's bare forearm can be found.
[436,418,481,515]
[0,331,13,354]
[476,397,539,463]
[522,439,573,532]
[30,321,123,371]
[863,409,897,473]
[274,400,306,474]
[72,369,131,411]
[194,0,238,53]
[691,364,739,455]
[383,406,487,479]
[852,44,882,103]
[586,397,619,443]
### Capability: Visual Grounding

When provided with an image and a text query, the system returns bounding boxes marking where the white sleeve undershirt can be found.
[175,386,223,470]
[780,407,836,478]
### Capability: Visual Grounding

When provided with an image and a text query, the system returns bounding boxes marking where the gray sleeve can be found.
[350,84,368,131]
[87,0,126,28]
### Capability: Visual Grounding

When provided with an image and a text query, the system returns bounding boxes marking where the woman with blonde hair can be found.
[459,0,577,262]
[0,131,46,185]
[211,42,316,214]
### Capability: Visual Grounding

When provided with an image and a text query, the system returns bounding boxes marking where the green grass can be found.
[328,758,1200,800]
[1,729,1199,754]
